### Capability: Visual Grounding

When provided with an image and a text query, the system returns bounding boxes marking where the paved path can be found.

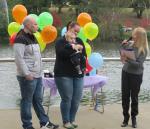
[0,103,150,129]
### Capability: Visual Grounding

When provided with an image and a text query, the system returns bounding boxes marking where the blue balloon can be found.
[89,68,97,76]
[61,27,67,36]
[89,52,103,69]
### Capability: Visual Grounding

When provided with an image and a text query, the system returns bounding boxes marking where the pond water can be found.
[0,42,150,109]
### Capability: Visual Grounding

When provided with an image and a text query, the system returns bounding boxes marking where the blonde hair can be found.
[132,27,149,55]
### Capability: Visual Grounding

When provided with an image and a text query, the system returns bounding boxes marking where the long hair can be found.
[132,27,149,55]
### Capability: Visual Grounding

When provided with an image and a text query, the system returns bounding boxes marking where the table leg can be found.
[42,87,51,116]
[94,88,104,113]
[46,89,51,115]
[89,86,95,109]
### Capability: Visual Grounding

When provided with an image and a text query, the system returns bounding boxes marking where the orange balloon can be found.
[77,12,92,27]
[41,25,57,44]
[12,4,27,24]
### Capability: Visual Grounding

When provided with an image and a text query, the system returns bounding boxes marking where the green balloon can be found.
[83,22,99,40]
[8,22,21,36]
[38,12,53,30]
[77,28,87,42]
[28,14,39,23]
[84,42,92,57]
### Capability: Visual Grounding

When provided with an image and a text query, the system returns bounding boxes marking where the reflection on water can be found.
[0,43,150,109]
[0,42,120,58]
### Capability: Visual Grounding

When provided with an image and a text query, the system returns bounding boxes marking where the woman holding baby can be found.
[120,27,149,128]
[54,21,86,129]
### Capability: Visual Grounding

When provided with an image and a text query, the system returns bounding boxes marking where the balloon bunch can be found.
[8,4,57,52]
[88,52,103,75]
[61,12,103,75]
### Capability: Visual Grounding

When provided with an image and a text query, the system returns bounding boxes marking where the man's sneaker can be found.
[63,122,74,129]
[24,127,35,129]
[71,122,78,128]
[40,121,59,129]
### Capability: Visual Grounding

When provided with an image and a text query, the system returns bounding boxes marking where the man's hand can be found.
[25,74,34,80]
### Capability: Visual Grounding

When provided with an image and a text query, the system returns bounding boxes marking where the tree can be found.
[7,0,22,21]
[51,0,68,13]
[0,0,9,25]
[69,0,88,16]
[50,0,87,14]
[0,0,9,38]
[22,0,51,14]
[132,0,150,18]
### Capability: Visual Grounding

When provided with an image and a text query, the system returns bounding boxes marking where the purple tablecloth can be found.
[42,75,108,96]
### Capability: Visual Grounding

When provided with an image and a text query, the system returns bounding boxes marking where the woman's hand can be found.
[71,43,76,49]
[120,50,127,64]
[71,44,83,52]
[122,39,128,45]
[121,55,127,64]
[76,44,83,50]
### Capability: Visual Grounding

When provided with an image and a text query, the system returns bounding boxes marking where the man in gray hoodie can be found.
[14,16,59,129]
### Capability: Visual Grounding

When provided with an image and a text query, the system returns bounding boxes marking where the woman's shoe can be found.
[121,122,128,127]
[132,117,137,128]
[121,116,129,127]
[71,122,78,128]
[63,123,74,129]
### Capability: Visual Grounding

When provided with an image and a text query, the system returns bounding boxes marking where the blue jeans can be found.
[55,77,84,124]
[17,76,49,128]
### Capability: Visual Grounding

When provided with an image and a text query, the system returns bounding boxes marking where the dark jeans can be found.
[121,70,143,119]
[55,77,83,124]
[17,76,49,128]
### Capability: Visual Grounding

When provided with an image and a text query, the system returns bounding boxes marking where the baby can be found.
[65,31,83,74]
[120,37,135,63]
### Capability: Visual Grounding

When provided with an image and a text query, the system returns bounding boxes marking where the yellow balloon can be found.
[83,22,99,40]
[8,22,20,36]
[34,32,46,52]
[84,42,92,57]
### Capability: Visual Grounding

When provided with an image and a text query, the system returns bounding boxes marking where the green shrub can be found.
[0,27,9,44]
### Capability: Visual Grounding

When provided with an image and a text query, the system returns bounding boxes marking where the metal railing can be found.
[0,58,56,62]
[0,57,150,62]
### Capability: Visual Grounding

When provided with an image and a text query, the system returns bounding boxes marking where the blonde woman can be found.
[120,27,149,128]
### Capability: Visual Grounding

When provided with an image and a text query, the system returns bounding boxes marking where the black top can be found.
[54,36,87,77]
[14,30,38,45]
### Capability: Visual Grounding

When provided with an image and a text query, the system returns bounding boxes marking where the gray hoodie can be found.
[14,30,42,78]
